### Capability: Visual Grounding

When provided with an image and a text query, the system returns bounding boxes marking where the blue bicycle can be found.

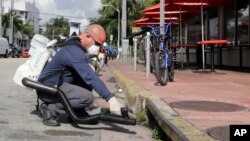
[146,24,174,86]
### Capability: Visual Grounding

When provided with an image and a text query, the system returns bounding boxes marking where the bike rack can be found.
[146,32,151,79]
[133,38,138,72]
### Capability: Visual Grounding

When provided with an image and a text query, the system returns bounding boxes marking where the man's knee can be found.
[83,91,94,105]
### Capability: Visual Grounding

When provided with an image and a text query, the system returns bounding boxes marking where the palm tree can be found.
[91,0,121,46]
[45,17,70,39]
[2,13,10,38]
[127,0,155,36]
[1,13,33,38]
[2,12,35,52]
[21,22,34,38]
[91,0,155,46]
[17,20,34,49]
[13,16,23,34]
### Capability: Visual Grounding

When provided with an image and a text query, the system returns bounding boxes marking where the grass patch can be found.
[135,111,148,126]
[136,110,169,141]
[152,127,164,141]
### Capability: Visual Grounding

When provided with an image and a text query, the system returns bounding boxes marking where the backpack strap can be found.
[56,37,87,52]
[39,37,85,83]
[39,69,64,83]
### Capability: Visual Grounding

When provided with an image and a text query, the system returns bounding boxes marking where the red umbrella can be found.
[169,0,234,7]
[132,1,203,27]
[132,17,179,27]
[135,0,234,26]
[141,3,200,14]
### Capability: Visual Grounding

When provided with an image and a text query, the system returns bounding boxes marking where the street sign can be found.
[110,34,113,41]
[122,39,129,55]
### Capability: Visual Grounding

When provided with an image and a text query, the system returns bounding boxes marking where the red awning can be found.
[168,0,234,7]
[132,17,179,27]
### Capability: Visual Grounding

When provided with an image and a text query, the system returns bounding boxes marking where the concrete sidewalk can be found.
[109,59,250,141]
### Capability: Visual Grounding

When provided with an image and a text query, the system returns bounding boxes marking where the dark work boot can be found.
[40,103,60,126]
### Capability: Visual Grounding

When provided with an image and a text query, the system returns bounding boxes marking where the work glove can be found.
[108,97,123,116]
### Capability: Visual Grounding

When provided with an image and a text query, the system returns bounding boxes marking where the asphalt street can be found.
[0,58,154,141]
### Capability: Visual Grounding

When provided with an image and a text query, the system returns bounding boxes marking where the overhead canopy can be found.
[133,0,235,27]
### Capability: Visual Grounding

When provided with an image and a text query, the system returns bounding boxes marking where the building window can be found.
[224,4,236,44]
[237,0,250,45]
[25,12,28,19]
[209,9,219,39]
[187,16,202,43]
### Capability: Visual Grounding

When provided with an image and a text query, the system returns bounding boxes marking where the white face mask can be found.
[87,45,100,56]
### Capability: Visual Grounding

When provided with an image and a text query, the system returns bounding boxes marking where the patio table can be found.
[197,40,228,72]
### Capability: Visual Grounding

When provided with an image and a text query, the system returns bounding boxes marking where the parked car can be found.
[22,49,29,58]
[0,37,9,58]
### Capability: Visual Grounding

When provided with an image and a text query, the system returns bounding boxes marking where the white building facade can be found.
[4,0,39,49]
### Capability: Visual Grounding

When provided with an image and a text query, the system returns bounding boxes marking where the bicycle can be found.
[145,24,174,86]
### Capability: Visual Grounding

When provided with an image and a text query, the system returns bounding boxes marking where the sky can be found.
[3,0,103,31]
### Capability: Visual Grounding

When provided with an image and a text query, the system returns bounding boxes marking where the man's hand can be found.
[108,97,123,116]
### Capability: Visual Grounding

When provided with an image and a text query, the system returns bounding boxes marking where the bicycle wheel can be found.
[168,66,174,82]
[155,51,168,86]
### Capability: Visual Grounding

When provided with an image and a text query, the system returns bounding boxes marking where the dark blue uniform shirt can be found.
[38,44,113,101]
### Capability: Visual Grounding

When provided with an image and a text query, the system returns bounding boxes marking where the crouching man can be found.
[37,24,123,126]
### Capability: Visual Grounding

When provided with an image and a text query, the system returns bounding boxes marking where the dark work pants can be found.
[38,83,94,116]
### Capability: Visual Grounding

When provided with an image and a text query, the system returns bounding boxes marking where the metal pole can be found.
[121,0,127,62]
[9,0,14,44]
[122,0,127,38]
[103,5,120,59]
[52,29,54,39]
[180,6,184,69]
[146,32,150,78]
[117,10,121,60]
[0,0,2,37]
[118,10,120,49]
[201,0,205,71]
[133,38,137,71]
[160,0,165,34]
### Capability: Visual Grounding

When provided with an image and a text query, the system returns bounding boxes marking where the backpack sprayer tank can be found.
[14,34,57,87]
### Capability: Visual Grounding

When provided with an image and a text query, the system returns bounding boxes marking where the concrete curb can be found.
[110,65,215,141]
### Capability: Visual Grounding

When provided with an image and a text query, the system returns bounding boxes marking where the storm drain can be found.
[169,101,245,112]
[0,107,7,110]
[43,130,93,136]
[207,126,229,141]
[0,120,9,124]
